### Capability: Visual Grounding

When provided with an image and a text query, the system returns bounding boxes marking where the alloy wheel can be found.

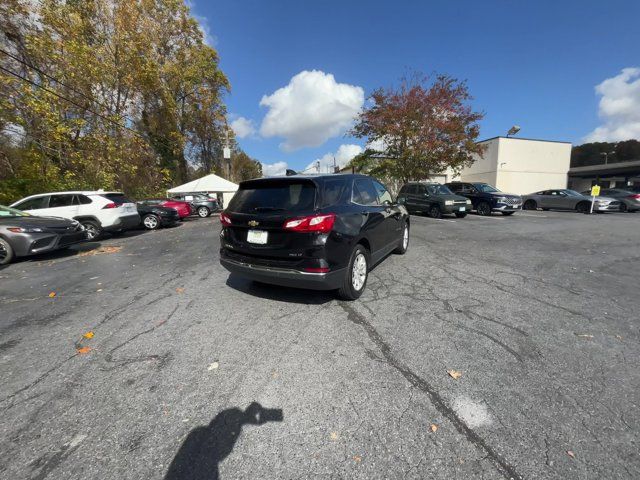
[144,215,159,229]
[351,253,367,291]
[84,224,99,239]
[198,207,209,218]
[0,242,7,261]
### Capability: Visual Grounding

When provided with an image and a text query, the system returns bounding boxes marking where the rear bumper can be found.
[220,255,345,290]
[104,214,141,231]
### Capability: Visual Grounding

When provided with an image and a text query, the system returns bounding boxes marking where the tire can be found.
[501,211,515,216]
[394,222,409,254]
[477,202,492,216]
[142,214,160,230]
[576,202,590,214]
[81,220,102,240]
[338,244,368,301]
[428,204,442,219]
[455,212,467,218]
[197,206,210,218]
[524,200,537,210]
[0,237,15,265]
[620,203,628,213]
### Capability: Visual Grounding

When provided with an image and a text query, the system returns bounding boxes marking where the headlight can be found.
[444,200,454,206]
[466,199,471,204]
[496,197,507,203]
[8,227,45,233]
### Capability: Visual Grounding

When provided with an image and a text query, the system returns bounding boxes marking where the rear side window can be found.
[76,195,93,205]
[14,196,48,210]
[49,194,75,208]
[103,193,132,205]
[407,185,419,195]
[228,181,316,213]
[352,178,379,206]
[321,177,349,207]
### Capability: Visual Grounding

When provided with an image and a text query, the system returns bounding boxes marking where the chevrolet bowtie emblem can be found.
[248,220,259,227]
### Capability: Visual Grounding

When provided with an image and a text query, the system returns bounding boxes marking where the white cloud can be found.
[230,116,255,139]
[259,70,364,152]
[584,67,640,142]
[261,161,289,177]
[304,144,363,173]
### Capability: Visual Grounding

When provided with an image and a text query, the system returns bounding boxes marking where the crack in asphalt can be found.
[339,301,523,480]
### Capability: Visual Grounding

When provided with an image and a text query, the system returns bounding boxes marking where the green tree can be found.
[350,73,485,183]
[230,151,262,182]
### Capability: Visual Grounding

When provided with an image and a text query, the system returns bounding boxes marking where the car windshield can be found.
[228,180,316,213]
[564,190,582,196]
[0,205,30,217]
[426,184,453,195]
[474,183,500,193]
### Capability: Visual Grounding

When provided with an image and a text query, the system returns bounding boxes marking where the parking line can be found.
[518,213,548,218]
[466,215,504,220]
[419,217,456,223]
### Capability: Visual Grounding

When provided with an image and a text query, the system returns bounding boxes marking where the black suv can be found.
[397,182,471,218]
[445,182,522,216]
[219,174,409,300]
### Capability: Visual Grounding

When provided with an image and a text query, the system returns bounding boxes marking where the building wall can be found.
[460,137,571,194]
[460,138,499,186]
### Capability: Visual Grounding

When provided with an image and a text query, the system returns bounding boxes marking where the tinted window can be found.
[321,177,349,207]
[76,194,92,205]
[406,185,419,195]
[372,180,392,204]
[399,185,409,194]
[15,196,48,210]
[49,194,75,208]
[103,193,132,205]
[474,183,500,193]
[352,178,379,206]
[228,181,316,213]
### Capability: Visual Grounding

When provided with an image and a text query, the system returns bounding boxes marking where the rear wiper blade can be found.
[253,206,285,212]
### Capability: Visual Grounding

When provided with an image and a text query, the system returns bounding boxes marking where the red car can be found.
[138,199,192,219]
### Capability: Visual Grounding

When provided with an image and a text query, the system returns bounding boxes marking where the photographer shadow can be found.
[164,402,283,480]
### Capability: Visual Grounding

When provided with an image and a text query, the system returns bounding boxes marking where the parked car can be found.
[10,191,140,240]
[522,189,621,213]
[169,193,219,217]
[0,205,87,265]
[219,174,409,300]
[137,199,191,219]
[580,189,640,213]
[135,203,180,230]
[445,182,522,216]
[397,182,471,218]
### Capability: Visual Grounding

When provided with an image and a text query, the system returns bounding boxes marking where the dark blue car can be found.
[445,182,522,216]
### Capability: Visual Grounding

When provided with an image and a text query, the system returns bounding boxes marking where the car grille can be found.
[503,197,521,205]
[58,232,86,246]
[453,200,467,205]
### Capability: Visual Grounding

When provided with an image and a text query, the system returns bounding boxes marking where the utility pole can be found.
[223,125,231,179]
[333,155,337,173]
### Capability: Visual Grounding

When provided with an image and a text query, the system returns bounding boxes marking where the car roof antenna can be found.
[285,169,298,176]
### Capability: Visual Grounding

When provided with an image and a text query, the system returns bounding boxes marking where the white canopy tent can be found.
[167,174,238,207]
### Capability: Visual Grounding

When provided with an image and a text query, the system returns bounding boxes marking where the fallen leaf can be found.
[574,333,594,339]
[271,371,279,379]
[76,346,91,354]
[329,432,339,441]
[567,450,575,458]
[78,245,122,257]
[176,287,185,294]
[83,331,94,339]
[430,423,438,433]
[207,362,219,371]
[48,292,56,298]
[353,455,362,463]
[447,369,462,380]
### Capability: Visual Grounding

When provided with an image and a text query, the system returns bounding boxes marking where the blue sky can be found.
[191,0,640,174]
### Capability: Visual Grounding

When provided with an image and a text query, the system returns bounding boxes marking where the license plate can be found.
[459,207,466,212]
[247,229,268,244]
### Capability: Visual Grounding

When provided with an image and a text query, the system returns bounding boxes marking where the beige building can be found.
[461,136,572,194]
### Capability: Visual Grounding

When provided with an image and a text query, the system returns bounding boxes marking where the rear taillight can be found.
[220,213,232,226]
[630,194,640,199]
[102,202,117,209]
[303,267,330,273]
[283,214,335,233]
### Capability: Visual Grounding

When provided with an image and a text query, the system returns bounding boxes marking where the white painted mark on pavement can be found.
[452,397,493,428]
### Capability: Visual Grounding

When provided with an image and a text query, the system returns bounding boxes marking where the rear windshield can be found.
[103,193,133,205]
[228,181,316,213]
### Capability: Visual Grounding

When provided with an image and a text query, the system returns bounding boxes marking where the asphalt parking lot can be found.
[1,211,639,480]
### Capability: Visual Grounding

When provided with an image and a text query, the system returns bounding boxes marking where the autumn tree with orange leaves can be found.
[350,73,485,184]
